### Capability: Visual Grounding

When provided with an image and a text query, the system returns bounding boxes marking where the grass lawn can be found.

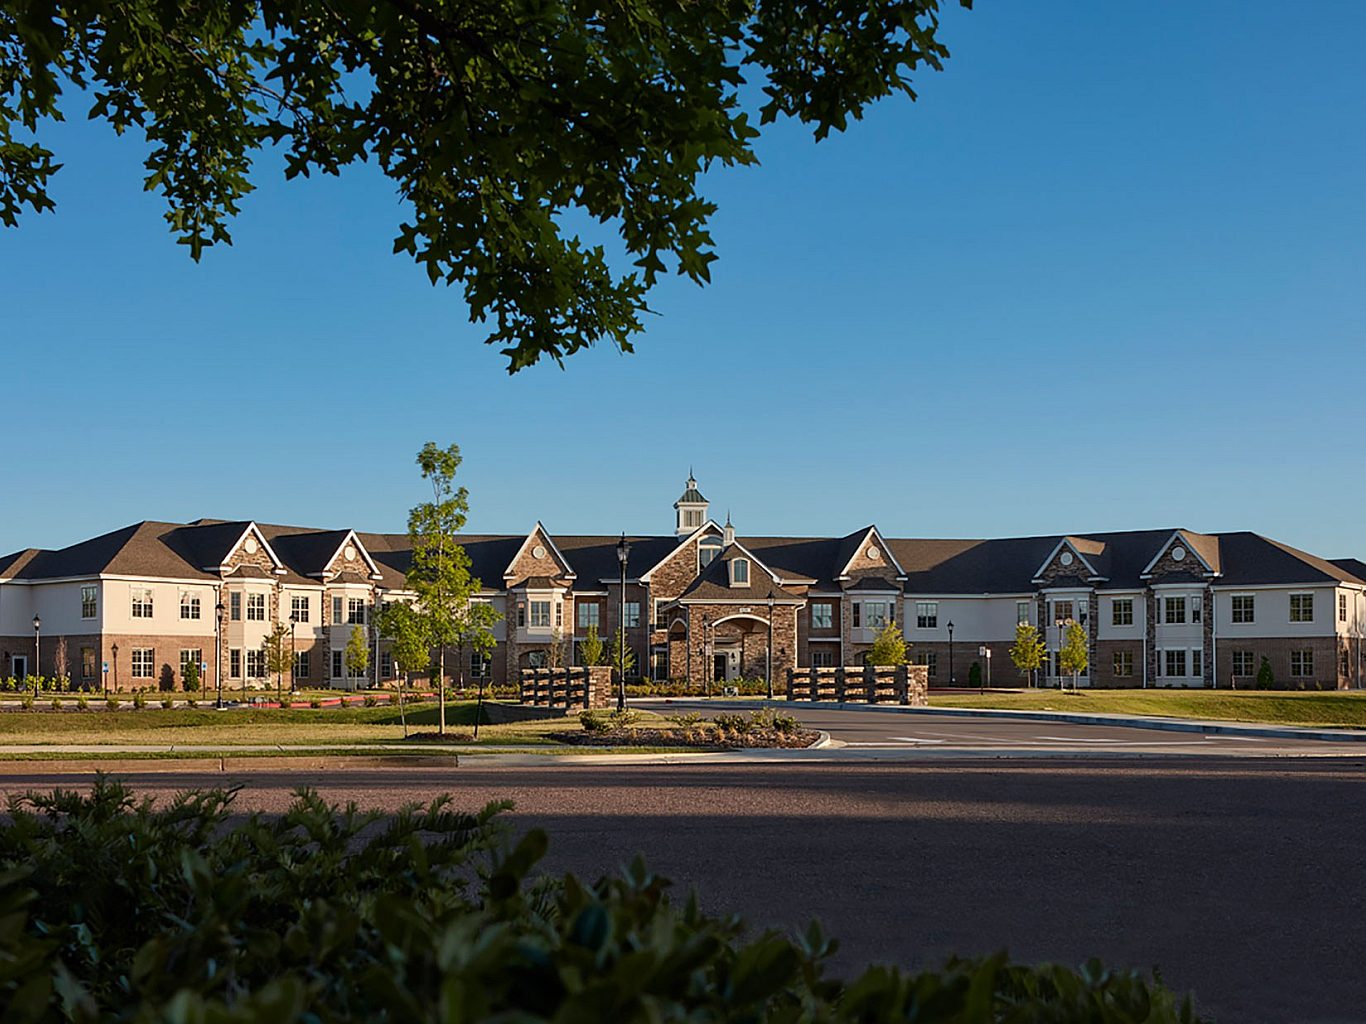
[929,689,1366,728]
[0,701,585,748]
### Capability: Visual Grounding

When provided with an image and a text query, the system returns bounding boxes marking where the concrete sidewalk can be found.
[637,696,1366,744]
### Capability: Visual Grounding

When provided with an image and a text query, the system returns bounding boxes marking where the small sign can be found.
[200,662,208,672]
[102,662,108,672]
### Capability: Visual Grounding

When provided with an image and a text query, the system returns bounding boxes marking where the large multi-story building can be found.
[2,474,1365,691]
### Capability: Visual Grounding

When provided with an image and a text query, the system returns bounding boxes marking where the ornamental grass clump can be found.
[0,778,1205,1023]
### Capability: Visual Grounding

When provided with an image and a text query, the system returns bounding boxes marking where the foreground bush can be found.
[0,779,1202,1022]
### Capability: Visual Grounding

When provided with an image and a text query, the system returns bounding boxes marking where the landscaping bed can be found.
[930,689,1366,728]
[550,708,821,749]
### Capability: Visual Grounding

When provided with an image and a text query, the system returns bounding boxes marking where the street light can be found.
[616,534,631,712]
[31,615,40,695]
[766,593,775,700]
[215,601,225,708]
[290,618,297,697]
[947,620,955,686]
[1054,615,1072,691]
[978,645,992,694]
[111,642,119,692]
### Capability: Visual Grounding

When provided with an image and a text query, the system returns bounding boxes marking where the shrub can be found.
[0,780,1207,1023]
[364,694,378,707]
[388,693,400,705]
[105,696,120,711]
[160,696,174,709]
[185,697,198,709]
[182,659,201,692]
[20,693,34,711]
[132,692,147,710]
[969,661,983,688]
[1256,656,1275,691]
[49,696,62,711]
[76,695,89,711]
[309,697,323,709]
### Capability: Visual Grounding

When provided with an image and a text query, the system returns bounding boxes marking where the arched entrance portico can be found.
[706,613,773,683]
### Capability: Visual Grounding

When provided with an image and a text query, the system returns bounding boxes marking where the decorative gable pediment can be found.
[836,526,905,585]
[219,523,284,577]
[504,523,575,586]
[1141,531,1218,581]
[640,520,722,593]
[322,530,382,583]
[1033,538,1104,586]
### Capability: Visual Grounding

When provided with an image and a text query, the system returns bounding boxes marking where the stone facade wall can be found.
[1145,543,1210,584]
[519,665,613,709]
[681,603,797,688]
[504,526,569,585]
[325,543,376,583]
[222,536,278,575]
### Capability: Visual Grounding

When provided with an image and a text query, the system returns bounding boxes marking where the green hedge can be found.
[0,778,1202,1022]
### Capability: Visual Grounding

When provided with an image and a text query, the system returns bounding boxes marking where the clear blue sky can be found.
[3,0,1365,557]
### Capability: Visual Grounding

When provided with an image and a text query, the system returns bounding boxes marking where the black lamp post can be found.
[766,593,775,700]
[111,643,119,692]
[215,601,225,708]
[616,533,631,712]
[290,618,297,696]
[1054,615,1069,691]
[947,620,955,686]
[31,615,40,694]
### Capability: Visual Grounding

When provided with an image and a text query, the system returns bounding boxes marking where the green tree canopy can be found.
[1009,622,1046,683]
[608,626,636,677]
[375,600,429,678]
[867,623,908,667]
[344,624,370,682]
[1,0,970,370]
[1059,621,1088,684]
[579,624,604,667]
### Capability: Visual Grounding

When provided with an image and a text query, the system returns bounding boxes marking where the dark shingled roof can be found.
[677,544,797,603]
[6,518,1366,598]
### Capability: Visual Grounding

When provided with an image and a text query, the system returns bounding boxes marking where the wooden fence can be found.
[519,666,613,710]
[786,665,929,706]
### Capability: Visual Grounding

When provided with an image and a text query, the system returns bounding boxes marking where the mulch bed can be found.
[548,728,821,749]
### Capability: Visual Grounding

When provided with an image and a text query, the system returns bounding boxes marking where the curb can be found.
[0,754,461,775]
[641,697,1366,745]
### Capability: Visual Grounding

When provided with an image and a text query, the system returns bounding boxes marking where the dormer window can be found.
[699,538,722,569]
[730,558,750,587]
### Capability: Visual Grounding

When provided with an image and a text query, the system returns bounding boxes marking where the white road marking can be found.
[890,737,944,744]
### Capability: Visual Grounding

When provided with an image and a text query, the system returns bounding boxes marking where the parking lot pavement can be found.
[648,698,1366,757]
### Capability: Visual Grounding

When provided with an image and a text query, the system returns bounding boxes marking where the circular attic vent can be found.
[1059,551,1074,566]
[244,537,258,555]
[344,545,356,561]
[1171,546,1187,562]
[866,546,880,561]
[533,545,547,560]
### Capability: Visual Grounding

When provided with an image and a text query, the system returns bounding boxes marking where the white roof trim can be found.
[1030,538,1101,583]
[215,522,285,574]
[502,521,577,581]
[322,529,384,580]
[1138,530,1216,578]
[725,540,784,584]
[639,520,722,582]
[834,525,908,580]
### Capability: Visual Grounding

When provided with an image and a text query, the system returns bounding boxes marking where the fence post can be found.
[834,666,845,703]
[896,665,909,705]
[864,663,877,704]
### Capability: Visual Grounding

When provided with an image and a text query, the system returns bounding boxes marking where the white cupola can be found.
[674,471,708,540]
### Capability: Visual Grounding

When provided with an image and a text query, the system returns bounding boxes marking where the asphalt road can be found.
[653,698,1366,757]
[4,756,1364,1024]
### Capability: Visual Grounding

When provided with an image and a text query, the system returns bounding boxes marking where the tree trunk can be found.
[400,670,409,739]
[438,648,446,736]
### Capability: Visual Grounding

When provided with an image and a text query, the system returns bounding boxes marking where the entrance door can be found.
[11,656,27,680]
[713,654,727,683]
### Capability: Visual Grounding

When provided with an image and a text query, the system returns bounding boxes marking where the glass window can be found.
[811,648,836,668]
[81,585,97,619]
[346,597,365,624]
[1290,594,1314,623]
[1340,593,1348,622]
[230,649,242,678]
[698,540,722,569]
[1231,595,1255,623]
[380,651,393,679]
[1290,650,1314,676]
[471,651,490,677]
[730,559,749,585]
[244,593,265,621]
[246,650,264,678]
[131,588,154,619]
[555,601,564,628]
[1232,650,1255,676]
[131,647,155,678]
[1192,597,1202,623]
[624,602,641,628]
[80,647,96,680]
[1113,650,1134,677]
[1164,597,1186,624]
[331,650,344,678]
[852,603,860,628]
[1112,598,1133,626]
[231,592,243,621]
[684,510,702,529]
[864,602,891,629]
[294,650,310,679]
[1191,649,1203,678]
[916,602,938,629]
[577,603,600,628]
[527,650,547,668]
[180,591,201,620]
[913,651,938,678]
[530,601,551,627]
[654,600,670,628]
[291,595,310,623]
[1016,601,1030,625]
[179,648,202,672]
[811,602,833,629]
[1053,600,1074,623]
[332,596,343,623]
[1164,649,1187,677]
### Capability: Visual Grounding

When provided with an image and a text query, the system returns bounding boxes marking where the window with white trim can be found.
[81,647,96,680]
[1113,650,1134,677]
[811,648,836,668]
[332,595,343,624]
[294,650,310,678]
[577,603,600,628]
[623,602,640,628]
[698,539,722,569]
[1231,650,1255,676]
[1340,593,1348,623]
[729,558,750,586]
[862,601,892,629]
[246,649,265,678]
[1016,601,1031,625]
[1231,595,1255,623]
[81,585,97,619]
[291,595,310,623]
[1192,596,1202,623]
[915,602,938,629]
[346,597,365,625]
[244,593,265,621]
[1112,598,1133,626]
[471,651,490,677]
[1163,597,1186,624]
[331,650,344,678]
[654,600,670,628]
[131,588,154,619]
[1164,649,1187,677]
[1052,600,1074,623]
[230,649,242,678]
[231,592,243,621]
[529,600,551,627]
[1290,593,1314,623]
[684,510,702,529]
[180,591,201,620]
[1191,649,1203,678]
[555,600,564,628]
[179,649,202,674]
[810,602,833,630]
[1290,649,1314,676]
[131,647,155,678]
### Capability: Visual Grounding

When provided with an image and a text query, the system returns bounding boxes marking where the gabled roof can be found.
[639,521,722,582]
[834,525,907,580]
[1032,537,1108,583]
[677,543,799,603]
[1139,530,1219,579]
[674,475,706,507]
[503,523,576,581]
